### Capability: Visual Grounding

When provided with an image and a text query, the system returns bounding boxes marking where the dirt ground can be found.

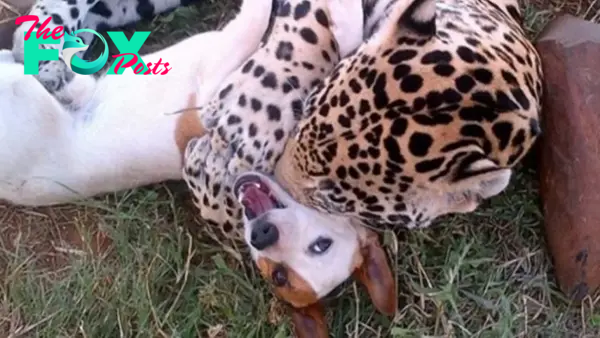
[0,180,196,276]
[1,202,111,272]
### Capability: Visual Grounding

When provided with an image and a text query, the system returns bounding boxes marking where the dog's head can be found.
[233,172,396,335]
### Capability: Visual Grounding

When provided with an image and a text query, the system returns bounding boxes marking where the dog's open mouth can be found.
[234,174,285,220]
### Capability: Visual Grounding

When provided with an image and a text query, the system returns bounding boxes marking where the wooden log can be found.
[536,14,600,301]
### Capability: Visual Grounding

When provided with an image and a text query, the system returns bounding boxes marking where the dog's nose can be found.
[250,220,279,250]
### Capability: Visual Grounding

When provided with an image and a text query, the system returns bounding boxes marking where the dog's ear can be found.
[288,302,328,338]
[352,229,397,316]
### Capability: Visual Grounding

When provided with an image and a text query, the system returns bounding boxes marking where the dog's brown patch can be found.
[174,93,206,163]
[256,257,319,308]
[289,302,328,338]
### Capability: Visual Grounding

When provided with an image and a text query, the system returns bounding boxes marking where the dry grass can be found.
[2,0,600,337]
[0,0,21,25]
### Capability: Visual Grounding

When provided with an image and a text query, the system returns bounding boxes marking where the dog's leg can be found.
[194,0,275,104]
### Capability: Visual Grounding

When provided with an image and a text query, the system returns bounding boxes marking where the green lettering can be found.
[23,32,59,75]
[107,31,150,75]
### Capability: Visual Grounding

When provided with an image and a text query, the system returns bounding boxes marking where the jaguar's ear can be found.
[397,0,437,37]
[446,157,512,213]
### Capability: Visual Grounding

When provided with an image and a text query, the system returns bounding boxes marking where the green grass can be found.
[2,0,600,337]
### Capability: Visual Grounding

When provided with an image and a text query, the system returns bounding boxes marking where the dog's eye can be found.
[309,237,332,254]
[272,266,288,287]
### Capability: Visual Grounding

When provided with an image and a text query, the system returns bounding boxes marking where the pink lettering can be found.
[143,62,153,75]
[15,15,173,74]
[15,15,38,40]
[160,63,172,75]
[112,53,139,72]
[15,15,63,40]
[133,62,145,74]
[151,58,164,75]
[51,26,64,39]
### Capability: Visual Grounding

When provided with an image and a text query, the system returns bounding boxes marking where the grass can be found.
[0,1,19,25]
[2,0,600,337]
